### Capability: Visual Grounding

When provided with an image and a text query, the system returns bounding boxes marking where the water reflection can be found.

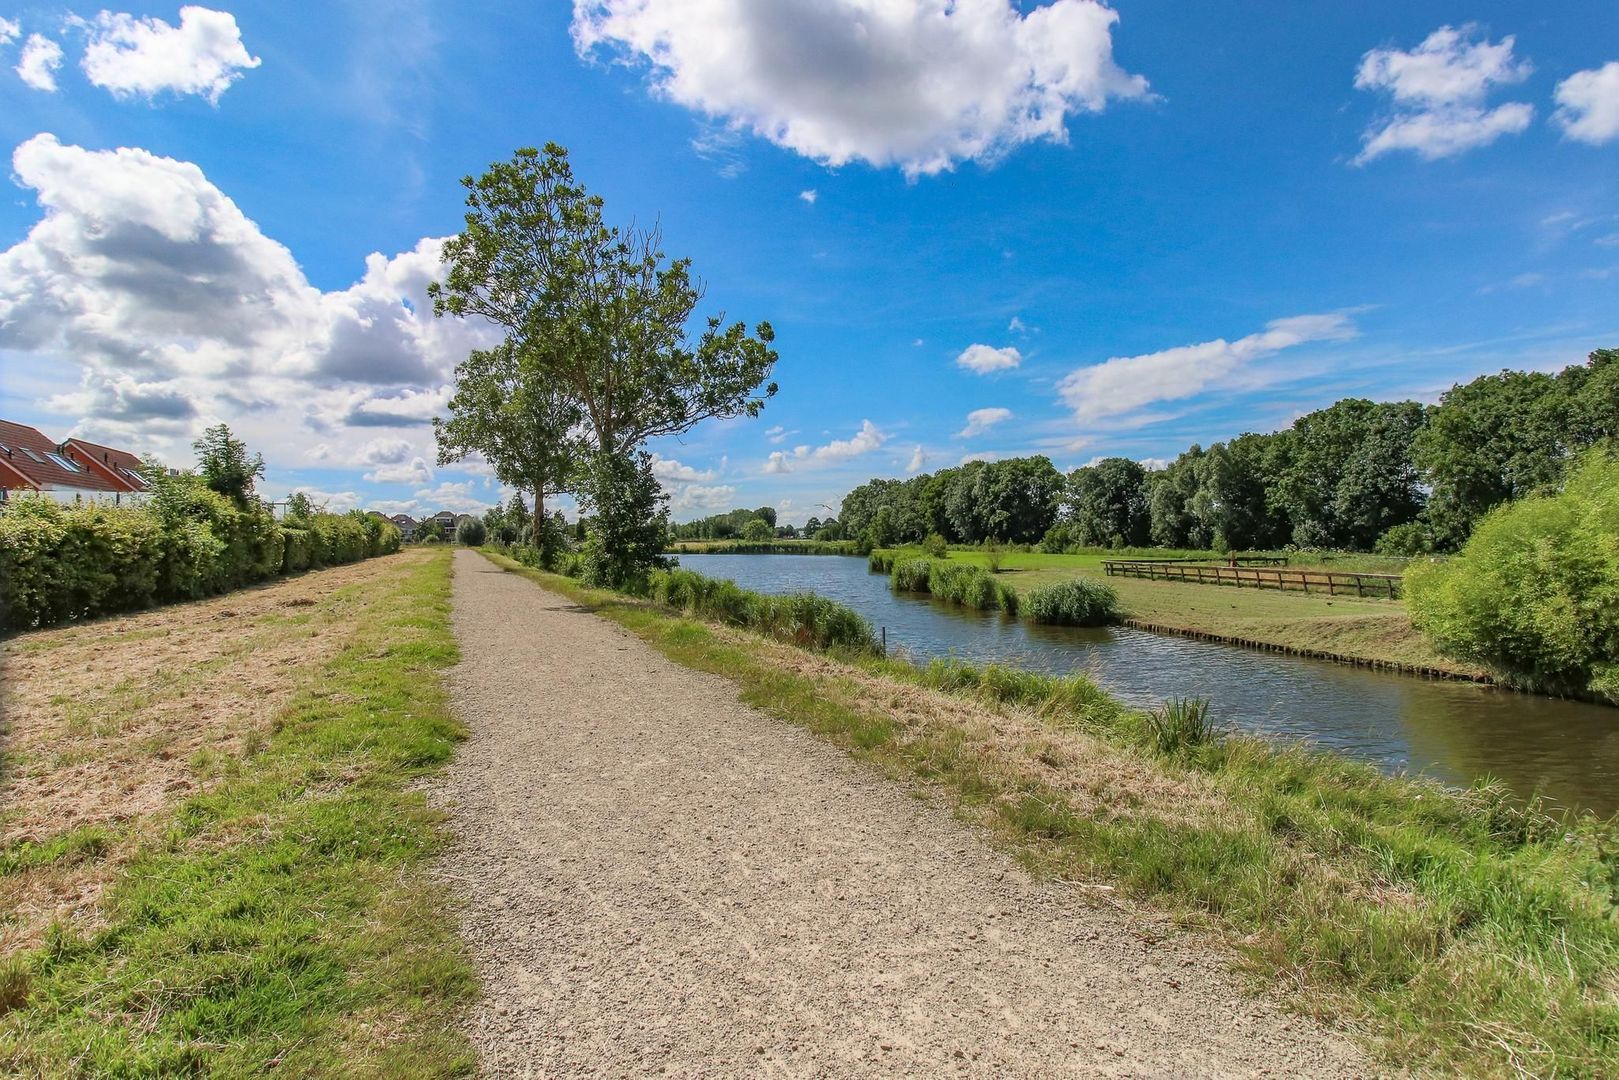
[679,554,1619,817]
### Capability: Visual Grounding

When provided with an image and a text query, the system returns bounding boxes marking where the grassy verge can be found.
[485,550,1619,1077]
[873,546,1476,677]
[0,549,474,1076]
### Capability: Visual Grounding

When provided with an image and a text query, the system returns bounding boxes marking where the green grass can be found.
[875,545,1474,675]
[0,549,475,1077]
[488,550,1619,1077]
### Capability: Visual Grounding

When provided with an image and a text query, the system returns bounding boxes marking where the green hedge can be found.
[1405,452,1619,700]
[0,494,401,633]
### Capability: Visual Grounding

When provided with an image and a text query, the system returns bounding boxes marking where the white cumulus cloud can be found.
[957,406,1012,437]
[16,35,64,91]
[364,457,433,485]
[650,453,716,483]
[572,0,1150,177]
[1353,25,1532,163]
[1555,61,1619,145]
[78,5,261,104]
[955,343,1021,374]
[906,445,926,474]
[0,18,20,45]
[1057,314,1357,424]
[0,134,496,454]
[762,419,887,473]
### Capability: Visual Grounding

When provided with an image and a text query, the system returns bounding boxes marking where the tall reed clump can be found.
[645,567,878,654]
[889,557,934,593]
[1023,578,1122,626]
[1145,697,1218,754]
[867,551,896,574]
[888,557,1017,613]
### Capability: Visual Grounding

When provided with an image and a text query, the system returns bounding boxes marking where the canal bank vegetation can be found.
[1407,451,1619,703]
[869,545,1475,677]
[482,549,1619,1077]
[0,548,473,1075]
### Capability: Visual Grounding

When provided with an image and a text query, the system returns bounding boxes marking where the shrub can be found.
[281,528,314,573]
[0,486,400,632]
[456,518,488,546]
[922,533,949,558]
[1405,452,1619,700]
[1023,579,1122,626]
[983,541,1005,574]
[1375,520,1435,556]
[740,518,772,542]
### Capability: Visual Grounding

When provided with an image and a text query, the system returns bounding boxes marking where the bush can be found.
[1375,520,1435,556]
[982,541,1005,574]
[922,533,949,558]
[1405,452,1619,700]
[456,518,488,546]
[1022,578,1122,626]
[0,487,400,633]
[739,518,772,543]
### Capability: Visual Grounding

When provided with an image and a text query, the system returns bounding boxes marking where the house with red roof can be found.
[62,436,151,498]
[0,420,147,506]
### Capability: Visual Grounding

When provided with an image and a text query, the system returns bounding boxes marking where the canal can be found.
[679,553,1619,817]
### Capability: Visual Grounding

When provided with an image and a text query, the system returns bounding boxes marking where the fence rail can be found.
[1101,559,1402,599]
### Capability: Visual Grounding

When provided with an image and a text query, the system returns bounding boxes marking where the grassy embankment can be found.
[875,546,1476,678]
[0,548,473,1075]
[483,549,1619,1077]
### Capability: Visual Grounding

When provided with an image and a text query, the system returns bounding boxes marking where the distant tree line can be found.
[672,506,786,540]
[836,349,1615,554]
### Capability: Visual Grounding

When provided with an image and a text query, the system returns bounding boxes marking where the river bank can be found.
[873,546,1484,680]
[482,549,1619,1077]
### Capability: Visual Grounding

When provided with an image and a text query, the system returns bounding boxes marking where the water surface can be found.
[679,553,1619,817]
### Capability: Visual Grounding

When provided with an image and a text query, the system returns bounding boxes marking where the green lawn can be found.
[877,547,1477,677]
[0,549,474,1076]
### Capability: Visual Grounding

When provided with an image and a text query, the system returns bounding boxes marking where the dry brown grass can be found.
[0,551,429,956]
[720,627,1242,834]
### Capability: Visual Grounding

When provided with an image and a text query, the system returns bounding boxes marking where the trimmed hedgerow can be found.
[1022,578,1121,627]
[0,491,400,633]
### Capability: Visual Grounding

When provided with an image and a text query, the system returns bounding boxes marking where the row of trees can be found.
[432,144,778,586]
[672,506,779,540]
[835,349,1615,553]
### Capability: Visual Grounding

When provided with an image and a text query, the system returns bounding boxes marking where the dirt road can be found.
[439,550,1373,1077]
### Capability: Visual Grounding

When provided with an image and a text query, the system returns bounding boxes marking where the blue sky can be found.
[1,2,1615,523]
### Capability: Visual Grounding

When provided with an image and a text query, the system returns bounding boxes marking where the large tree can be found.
[434,339,581,549]
[193,423,265,509]
[431,144,778,582]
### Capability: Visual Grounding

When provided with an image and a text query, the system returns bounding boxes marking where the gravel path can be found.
[439,550,1375,1077]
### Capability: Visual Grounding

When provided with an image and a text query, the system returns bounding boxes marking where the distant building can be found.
[389,513,419,541]
[427,510,457,531]
[0,420,145,506]
[62,437,151,498]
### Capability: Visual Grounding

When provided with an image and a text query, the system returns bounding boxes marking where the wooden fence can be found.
[1101,559,1402,599]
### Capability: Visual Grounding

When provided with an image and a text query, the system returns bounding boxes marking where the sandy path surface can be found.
[439,550,1374,1077]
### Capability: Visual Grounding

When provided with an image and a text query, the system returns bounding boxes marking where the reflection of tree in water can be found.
[1397,686,1619,818]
